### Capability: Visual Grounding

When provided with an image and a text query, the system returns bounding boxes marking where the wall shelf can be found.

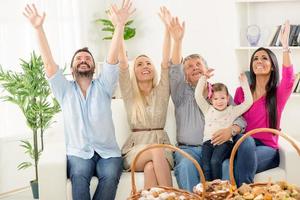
[235,46,300,50]
[235,0,300,72]
[291,93,300,98]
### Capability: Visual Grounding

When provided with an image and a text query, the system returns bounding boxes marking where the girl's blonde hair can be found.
[130,55,158,126]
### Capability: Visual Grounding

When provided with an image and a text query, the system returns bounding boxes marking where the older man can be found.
[168,17,246,191]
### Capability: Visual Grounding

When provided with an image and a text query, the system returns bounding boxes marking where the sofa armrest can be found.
[38,141,67,200]
[278,139,300,185]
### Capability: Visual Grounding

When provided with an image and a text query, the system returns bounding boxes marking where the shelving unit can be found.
[236,46,300,50]
[235,0,300,72]
[291,93,300,98]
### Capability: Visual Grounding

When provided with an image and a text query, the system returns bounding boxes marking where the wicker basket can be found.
[226,128,300,200]
[127,144,206,200]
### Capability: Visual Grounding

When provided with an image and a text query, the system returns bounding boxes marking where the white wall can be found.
[0,0,240,136]
[4,0,292,193]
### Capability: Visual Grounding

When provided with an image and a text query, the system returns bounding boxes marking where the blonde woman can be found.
[111,7,173,188]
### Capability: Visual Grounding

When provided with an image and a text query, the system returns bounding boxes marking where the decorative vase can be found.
[246,25,261,47]
[30,180,39,199]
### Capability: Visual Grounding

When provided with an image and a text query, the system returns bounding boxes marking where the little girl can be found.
[195,72,253,181]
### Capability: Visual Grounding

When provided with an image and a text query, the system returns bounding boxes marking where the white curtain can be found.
[0,0,91,71]
[0,0,109,137]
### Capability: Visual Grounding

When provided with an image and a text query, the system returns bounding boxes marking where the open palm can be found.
[109,0,135,26]
[169,17,185,41]
[279,20,290,48]
[23,4,45,29]
[158,6,172,28]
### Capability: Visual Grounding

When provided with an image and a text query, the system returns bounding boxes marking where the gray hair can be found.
[183,54,208,68]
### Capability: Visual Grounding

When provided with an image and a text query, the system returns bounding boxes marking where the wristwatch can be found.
[231,126,237,137]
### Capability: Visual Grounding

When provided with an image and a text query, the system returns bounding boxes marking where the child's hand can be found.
[239,73,247,82]
[203,68,214,79]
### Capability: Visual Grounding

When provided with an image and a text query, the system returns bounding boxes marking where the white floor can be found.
[0,188,37,200]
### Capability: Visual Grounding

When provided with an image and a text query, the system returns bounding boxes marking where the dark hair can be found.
[249,47,279,129]
[212,83,229,96]
[70,47,95,68]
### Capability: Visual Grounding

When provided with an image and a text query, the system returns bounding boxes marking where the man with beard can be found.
[23,1,135,200]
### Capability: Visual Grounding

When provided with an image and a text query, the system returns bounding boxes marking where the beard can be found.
[73,62,95,79]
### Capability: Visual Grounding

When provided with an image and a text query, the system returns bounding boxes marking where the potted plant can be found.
[95,18,136,40]
[0,52,60,199]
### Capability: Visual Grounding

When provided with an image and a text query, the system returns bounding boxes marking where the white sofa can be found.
[38,99,300,200]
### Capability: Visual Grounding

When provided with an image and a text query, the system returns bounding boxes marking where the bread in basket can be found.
[226,128,300,200]
[193,179,232,200]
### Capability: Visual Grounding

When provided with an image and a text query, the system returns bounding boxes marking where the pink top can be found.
[234,66,294,149]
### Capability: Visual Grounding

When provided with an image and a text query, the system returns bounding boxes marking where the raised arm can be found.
[169,17,185,65]
[232,73,253,117]
[108,9,128,69]
[195,76,210,114]
[23,4,57,78]
[106,0,135,65]
[279,20,292,67]
[158,7,172,68]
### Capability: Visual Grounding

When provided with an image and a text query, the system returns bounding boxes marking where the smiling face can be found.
[183,57,207,86]
[251,50,272,76]
[71,50,95,79]
[211,90,229,111]
[134,55,154,82]
[211,83,229,111]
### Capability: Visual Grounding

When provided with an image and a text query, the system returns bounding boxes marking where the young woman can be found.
[113,7,174,188]
[223,20,295,186]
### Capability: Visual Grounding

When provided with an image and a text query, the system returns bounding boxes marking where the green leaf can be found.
[17,162,33,170]
[95,19,114,27]
[125,20,134,26]
[103,36,113,40]
[124,28,136,40]
[101,27,114,32]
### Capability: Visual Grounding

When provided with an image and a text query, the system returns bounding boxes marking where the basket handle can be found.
[229,128,300,188]
[130,144,206,199]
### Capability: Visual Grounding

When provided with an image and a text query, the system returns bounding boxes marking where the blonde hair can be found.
[130,55,158,126]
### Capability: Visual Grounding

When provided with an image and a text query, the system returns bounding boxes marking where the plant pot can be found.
[30,180,39,199]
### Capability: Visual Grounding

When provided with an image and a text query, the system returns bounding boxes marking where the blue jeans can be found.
[222,134,279,186]
[202,140,233,181]
[67,152,122,200]
[173,145,202,192]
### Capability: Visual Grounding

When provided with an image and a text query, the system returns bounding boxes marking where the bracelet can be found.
[283,47,291,53]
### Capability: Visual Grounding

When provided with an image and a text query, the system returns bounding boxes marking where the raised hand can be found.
[169,17,185,42]
[239,73,247,83]
[108,0,135,27]
[279,20,290,49]
[158,6,172,28]
[203,68,214,79]
[23,4,45,29]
